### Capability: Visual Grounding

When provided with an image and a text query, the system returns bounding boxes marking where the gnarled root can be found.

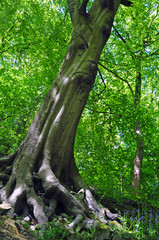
[0,153,119,231]
[0,160,86,226]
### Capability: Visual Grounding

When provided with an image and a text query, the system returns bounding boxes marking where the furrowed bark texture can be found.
[0,0,121,225]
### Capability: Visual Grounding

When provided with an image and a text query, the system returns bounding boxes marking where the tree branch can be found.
[120,0,132,7]
[0,47,11,54]
[85,106,122,118]
[67,0,80,26]
[99,62,134,97]
[113,25,126,44]
[78,0,89,15]
[148,5,159,31]
[96,67,107,96]
[113,25,136,61]
[0,152,17,166]
[98,67,106,87]
[58,9,69,27]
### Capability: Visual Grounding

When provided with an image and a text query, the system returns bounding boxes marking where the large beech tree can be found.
[0,0,132,226]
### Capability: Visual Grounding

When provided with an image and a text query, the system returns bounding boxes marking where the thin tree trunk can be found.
[132,71,144,191]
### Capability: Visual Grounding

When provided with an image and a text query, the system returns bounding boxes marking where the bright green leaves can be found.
[75,0,159,204]
[0,0,71,155]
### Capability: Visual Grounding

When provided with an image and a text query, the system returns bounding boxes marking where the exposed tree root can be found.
[0,152,17,166]
[0,152,119,231]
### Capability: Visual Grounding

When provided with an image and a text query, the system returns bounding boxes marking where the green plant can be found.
[35,219,70,240]
[121,205,159,240]
[76,230,97,240]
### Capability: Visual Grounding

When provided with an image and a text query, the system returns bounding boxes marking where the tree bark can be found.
[132,71,144,192]
[0,0,123,226]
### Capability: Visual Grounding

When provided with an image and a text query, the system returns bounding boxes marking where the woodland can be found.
[0,0,159,239]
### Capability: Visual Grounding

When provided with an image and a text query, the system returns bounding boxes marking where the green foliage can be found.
[35,219,70,240]
[33,210,159,240]
[0,0,158,219]
[121,205,159,240]
[0,0,71,155]
[3,209,159,240]
[34,218,100,240]
[75,0,159,205]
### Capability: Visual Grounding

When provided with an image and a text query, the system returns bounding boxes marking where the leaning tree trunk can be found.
[0,0,128,226]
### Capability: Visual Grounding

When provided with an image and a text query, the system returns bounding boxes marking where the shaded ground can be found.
[0,195,158,240]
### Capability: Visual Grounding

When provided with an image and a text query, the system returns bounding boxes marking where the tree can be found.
[83,0,158,197]
[0,0,132,226]
[100,0,159,193]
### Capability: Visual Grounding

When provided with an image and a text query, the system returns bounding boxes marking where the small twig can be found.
[113,25,126,44]
[96,68,106,97]
[98,62,134,97]
[85,106,122,118]
[98,67,106,87]
[148,5,159,31]
[58,9,69,27]
[113,25,136,61]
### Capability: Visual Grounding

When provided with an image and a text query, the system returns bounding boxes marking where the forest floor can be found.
[0,195,159,240]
